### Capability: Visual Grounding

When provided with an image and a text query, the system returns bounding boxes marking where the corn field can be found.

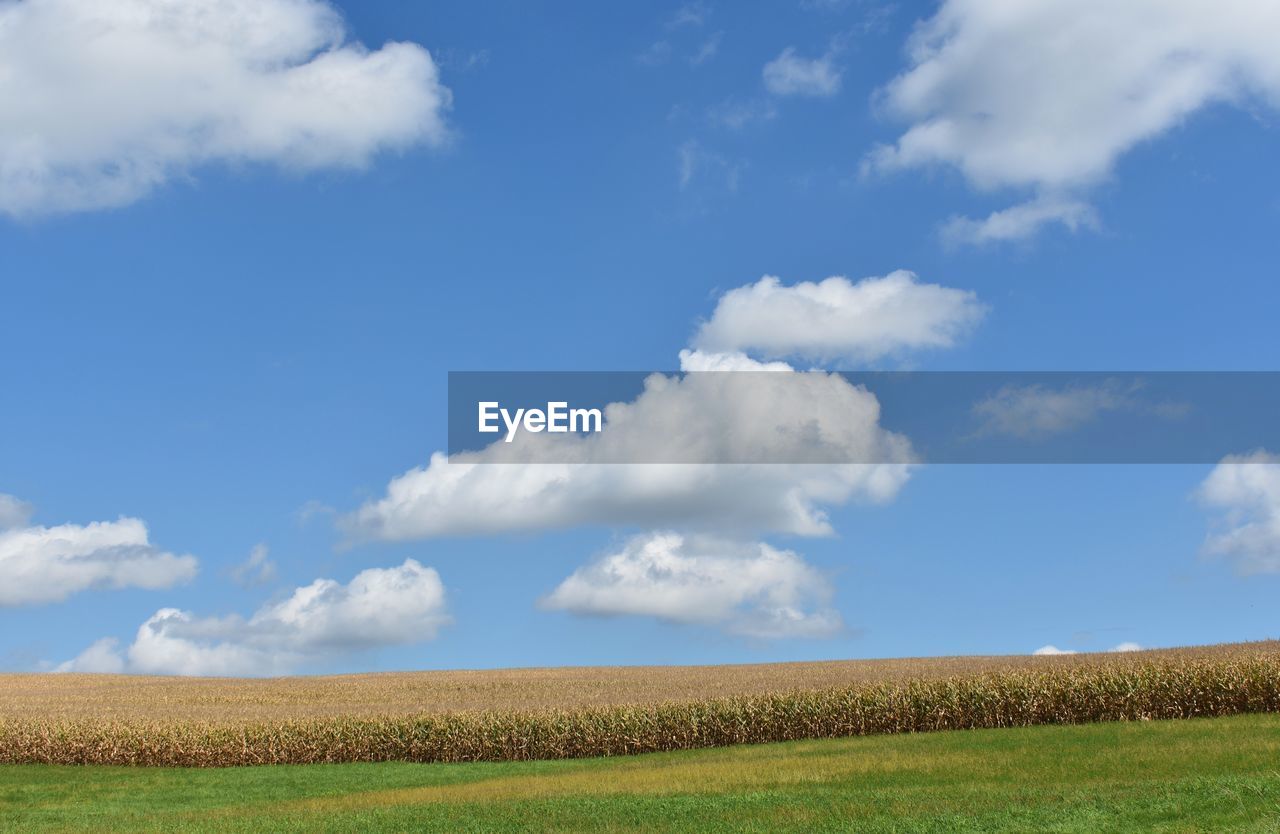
[2,654,1277,767]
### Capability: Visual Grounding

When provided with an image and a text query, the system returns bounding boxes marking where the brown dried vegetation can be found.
[1,641,1276,767]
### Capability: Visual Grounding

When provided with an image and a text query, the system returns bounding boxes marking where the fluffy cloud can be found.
[541,532,842,638]
[763,48,841,97]
[343,272,989,542]
[869,0,1280,240]
[342,357,915,541]
[57,559,449,676]
[693,272,985,364]
[0,0,450,217]
[1198,451,1280,575]
[341,271,981,641]
[0,499,197,606]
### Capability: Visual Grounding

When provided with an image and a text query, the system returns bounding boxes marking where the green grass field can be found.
[3,714,1278,833]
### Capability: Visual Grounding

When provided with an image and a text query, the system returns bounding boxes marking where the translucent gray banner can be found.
[447,372,1280,464]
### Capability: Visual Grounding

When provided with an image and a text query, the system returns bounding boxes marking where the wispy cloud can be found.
[690,31,724,66]
[666,1,711,29]
[763,47,842,97]
[637,40,674,67]
[707,98,778,130]
[941,195,1098,246]
[678,139,742,192]
[973,382,1134,440]
[230,544,278,589]
[971,380,1185,440]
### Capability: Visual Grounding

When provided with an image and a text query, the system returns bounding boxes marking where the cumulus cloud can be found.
[0,502,197,606]
[342,362,915,540]
[230,543,278,589]
[1198,451,1280,575]
[340,271,981,641]
[541,532,842,638]
[1110,642,1143,653]
[868,0,1280,240]
[763,47,842,97]
[57,559,449,676]
[342,271,991,542]
[693,272,985,364]
[0,0,451,217]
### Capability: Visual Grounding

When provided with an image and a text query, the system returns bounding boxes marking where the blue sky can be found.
[2,0,1279,675]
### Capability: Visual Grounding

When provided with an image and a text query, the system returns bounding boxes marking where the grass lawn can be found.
[2,714,1278,832]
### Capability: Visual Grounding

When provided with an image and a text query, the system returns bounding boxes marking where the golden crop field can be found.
[1,641,1277,767]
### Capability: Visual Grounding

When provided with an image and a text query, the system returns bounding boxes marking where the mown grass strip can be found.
[4,714,1280,832]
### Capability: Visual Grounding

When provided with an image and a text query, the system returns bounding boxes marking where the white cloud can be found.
[868,0,1280,239]
[57,559,449,676]
[941,196,1098,246]
[763,48,842,98]
[972,382,1134,439]
[0,494,34,530]
[342,271,991,543]
[675,349,792,373]
[800,0,852,11]
[677,139,741,192]
[340,271,981,643]
[541,532,842,639]
[1198,451,1280,575]
[341,363,915,541]
[55,638,126,674]
[707,98,778,130]
[0,504,197,606]
[0,0,450,217]
[667,2,710,29]
[230,543,278,589]
[693,272,985,364]
[1034,641,1144,655]
[690,31,723,67]
[638,40,674,67]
